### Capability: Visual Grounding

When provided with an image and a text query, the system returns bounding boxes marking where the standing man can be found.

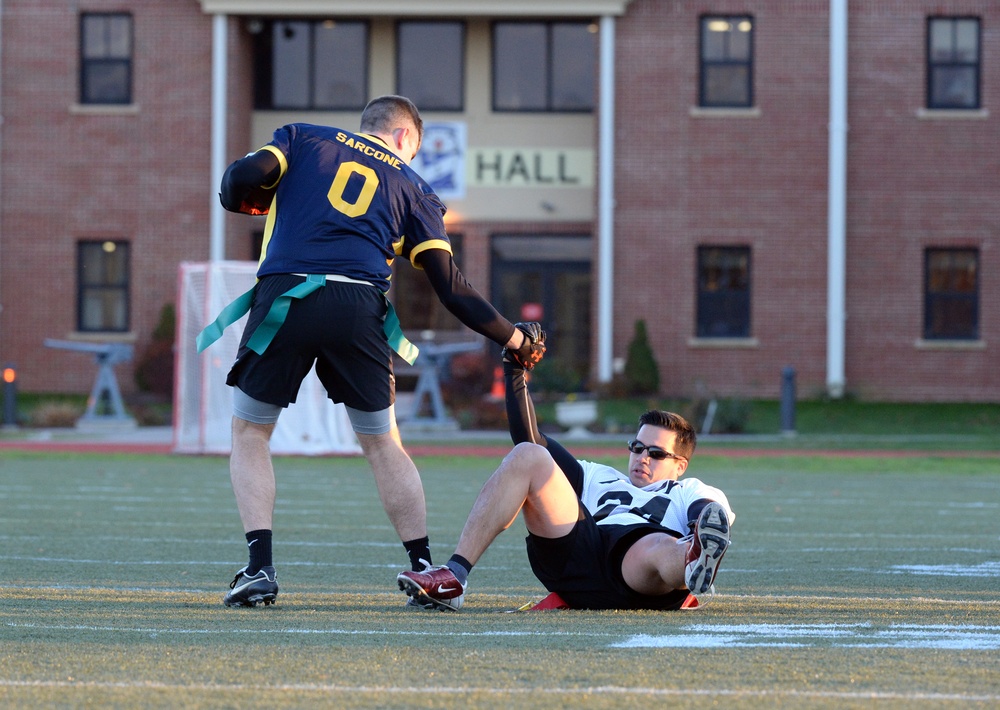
[202,95,545,607]
[397,334,733,611]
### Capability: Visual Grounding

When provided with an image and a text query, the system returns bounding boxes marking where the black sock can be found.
[403,536,431,571]
[446,554,473,586]
[245,529,272,575]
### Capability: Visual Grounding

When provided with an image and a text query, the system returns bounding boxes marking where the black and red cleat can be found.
[397,565,466,612]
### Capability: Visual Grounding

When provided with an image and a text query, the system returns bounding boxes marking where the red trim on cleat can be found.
[684,501,731,602]
[397,565,466,612]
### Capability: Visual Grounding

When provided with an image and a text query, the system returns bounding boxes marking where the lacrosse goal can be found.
[173,261,361,455]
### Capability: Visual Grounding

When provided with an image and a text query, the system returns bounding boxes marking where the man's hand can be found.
[504,322,546,370]
[220,151,281,215]
[219,184,275,216]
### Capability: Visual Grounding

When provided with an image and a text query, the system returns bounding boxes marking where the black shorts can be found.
[526,504,689,610]
[226,274,394,411]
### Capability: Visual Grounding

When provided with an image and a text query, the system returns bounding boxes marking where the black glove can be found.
[503,322,546,371]
[218,184,275,216]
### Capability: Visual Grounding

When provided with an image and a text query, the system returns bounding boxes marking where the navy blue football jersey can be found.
[255,123,452,292]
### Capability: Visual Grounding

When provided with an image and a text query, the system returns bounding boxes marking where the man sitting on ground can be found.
[397,326,735,611]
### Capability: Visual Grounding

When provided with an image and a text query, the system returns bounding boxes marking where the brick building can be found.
[0,0,995,405]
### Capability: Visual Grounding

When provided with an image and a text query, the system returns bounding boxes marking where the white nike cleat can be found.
[684,501,731,603]
[396,565,466,612]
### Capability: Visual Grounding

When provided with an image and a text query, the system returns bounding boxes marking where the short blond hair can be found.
[360,95,423,141]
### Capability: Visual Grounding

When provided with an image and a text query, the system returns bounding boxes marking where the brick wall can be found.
[844,0,998,400]
[1,0,995,404]
[613,0,998,401]
[0,2,245,396]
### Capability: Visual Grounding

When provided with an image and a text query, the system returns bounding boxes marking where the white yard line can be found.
[7,619,1000,650]
[0,679,996,702]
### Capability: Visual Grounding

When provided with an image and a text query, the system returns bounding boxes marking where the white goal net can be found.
[174,261,361,456]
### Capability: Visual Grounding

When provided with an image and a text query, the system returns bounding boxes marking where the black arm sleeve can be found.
[504,360,585,496]
[219,150,282,213]
[418,249,516,346]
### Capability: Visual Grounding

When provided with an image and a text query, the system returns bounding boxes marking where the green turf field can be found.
[1,449,998,708]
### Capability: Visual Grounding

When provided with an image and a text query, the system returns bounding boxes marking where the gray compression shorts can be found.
[232,387,393,434]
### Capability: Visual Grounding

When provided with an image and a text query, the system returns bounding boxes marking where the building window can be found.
[697,246,750,338]
[397,22,464,111]
[80,13,133,104]
[78,241,130,333]
[392,235,464,332]
[492,235,592,386]
[927,17,980,109]
[924,248,978,340]
[254,19,368,110]
[493,21,597,112]
[699,15,753,108]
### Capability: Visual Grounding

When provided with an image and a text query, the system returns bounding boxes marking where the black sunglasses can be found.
[627,439,686,462]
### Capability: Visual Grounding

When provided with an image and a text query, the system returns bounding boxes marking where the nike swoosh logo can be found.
[599,480,619,484]
[435,584,459,594]
[248,540,257,547]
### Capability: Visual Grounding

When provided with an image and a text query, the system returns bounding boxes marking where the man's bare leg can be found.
[230,417,277,532]
[620,532,688,595]
[357,427,427,543]
[225,417,280,607]
[397,443,579,610]
[453,442,581,566]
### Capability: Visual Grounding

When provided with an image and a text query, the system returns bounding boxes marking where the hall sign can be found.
[469,148,594,188]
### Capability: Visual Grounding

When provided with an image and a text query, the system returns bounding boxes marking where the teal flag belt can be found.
[195,274,419,365]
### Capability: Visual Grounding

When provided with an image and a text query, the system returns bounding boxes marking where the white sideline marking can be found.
[3,585,999,606]
[613,623,1000,650]
[8,621,1000,650]
[755,531,997,540]
[0,535,523,551]
[6,551,1000,582]
[3,622,605,639]
[0,556,407,569]
[0,679,996,702]
[888,561,1000,577]
[799,547,996,554]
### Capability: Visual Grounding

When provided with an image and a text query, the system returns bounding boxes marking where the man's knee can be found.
[506,441,551,467]
[499,442,556,485]
[232,416,274,446]
[356,428,401,457]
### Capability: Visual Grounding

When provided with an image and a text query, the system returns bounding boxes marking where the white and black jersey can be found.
[577,460,735,537]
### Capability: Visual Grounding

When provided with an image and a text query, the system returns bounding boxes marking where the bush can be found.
[688,396,752,434]
[135,304,175,397]
[528,358,584,396]
[623,320,659,395]
[712,398,753,433]
[439,350,508,428]
[28,402,83,428]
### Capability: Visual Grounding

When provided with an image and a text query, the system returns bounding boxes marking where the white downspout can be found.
[209,14,228,262]
[0,0,5,332]
[596,15,615,383]
[827,0,848,398]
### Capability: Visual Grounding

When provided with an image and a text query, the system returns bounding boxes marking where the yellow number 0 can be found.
[328,161,379,218]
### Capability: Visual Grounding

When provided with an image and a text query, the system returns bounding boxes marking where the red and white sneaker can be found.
[397,565,466,612]
[684,501,731,602]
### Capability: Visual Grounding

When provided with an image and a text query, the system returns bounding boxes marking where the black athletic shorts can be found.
[525,503,690,610]
[226,274,394,411]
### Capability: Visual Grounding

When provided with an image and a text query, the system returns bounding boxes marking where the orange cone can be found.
[489,366,504,400]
